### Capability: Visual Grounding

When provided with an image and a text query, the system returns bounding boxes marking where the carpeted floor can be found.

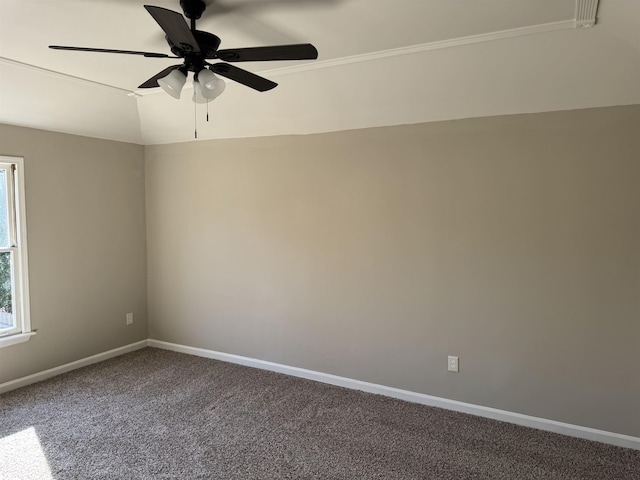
[1,348,638,479]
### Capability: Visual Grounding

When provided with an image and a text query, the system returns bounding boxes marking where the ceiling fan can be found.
[49,0,319,103]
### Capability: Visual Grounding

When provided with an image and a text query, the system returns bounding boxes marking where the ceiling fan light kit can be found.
[157,68,187,99]
[193,74,225,104]
[196,68,226,100]
[49,0,318,104]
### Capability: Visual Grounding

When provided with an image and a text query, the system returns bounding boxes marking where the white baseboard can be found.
[148,339,640,451]
[3,338,638,451]
[0,339,148,395]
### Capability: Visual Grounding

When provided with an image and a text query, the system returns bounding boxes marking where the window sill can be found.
[0,331,36,349]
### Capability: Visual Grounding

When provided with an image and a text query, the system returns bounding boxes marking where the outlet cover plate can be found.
[448,356,459,372]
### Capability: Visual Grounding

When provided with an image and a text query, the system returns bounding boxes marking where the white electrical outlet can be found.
[448,356,459,372]
[126,313,134,325]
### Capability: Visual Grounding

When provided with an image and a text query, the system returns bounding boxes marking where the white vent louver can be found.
[575,0,599,28]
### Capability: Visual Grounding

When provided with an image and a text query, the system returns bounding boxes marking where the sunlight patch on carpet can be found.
[0,427,54,480]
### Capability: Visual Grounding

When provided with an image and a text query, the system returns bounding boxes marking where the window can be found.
[0,156,32,348]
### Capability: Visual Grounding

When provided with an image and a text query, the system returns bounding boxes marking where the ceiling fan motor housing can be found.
[167,31,221,59]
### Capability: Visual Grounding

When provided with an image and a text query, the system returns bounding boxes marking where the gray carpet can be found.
[1,348,638,479]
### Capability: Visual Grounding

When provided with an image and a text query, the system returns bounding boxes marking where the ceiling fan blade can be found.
[144,5,200,53]
[138,65,183,88]
[216,43,318,62]
[210,63,277,92]
[49,45,175,58]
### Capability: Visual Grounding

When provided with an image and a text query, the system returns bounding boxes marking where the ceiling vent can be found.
[575,0,599,28]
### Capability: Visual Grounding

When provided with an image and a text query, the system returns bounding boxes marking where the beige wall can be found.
[2,107,636,437]
[0,124,147,384]
[146,105,640,437]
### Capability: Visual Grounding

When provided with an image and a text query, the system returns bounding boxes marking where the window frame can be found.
[0,156,33,348]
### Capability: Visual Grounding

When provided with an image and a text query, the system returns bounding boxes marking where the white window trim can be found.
[0,156,33,348]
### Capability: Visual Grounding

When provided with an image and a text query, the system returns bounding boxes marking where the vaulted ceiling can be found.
[1,0,639,145]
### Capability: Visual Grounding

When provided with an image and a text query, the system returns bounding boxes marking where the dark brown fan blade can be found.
[138,65,183,88]
[49,45,175,58]
[209,63,277,92]
[216,43,318,62]
[144,5,200,53]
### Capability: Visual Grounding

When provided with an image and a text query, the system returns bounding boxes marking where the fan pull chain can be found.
[194,97,198,139]
[206,101,209,122]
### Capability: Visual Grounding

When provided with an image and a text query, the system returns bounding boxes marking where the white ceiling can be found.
[0,0,639,145]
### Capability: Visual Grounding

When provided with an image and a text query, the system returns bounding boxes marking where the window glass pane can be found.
[0,170,8,248]
[0,251,13,331]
